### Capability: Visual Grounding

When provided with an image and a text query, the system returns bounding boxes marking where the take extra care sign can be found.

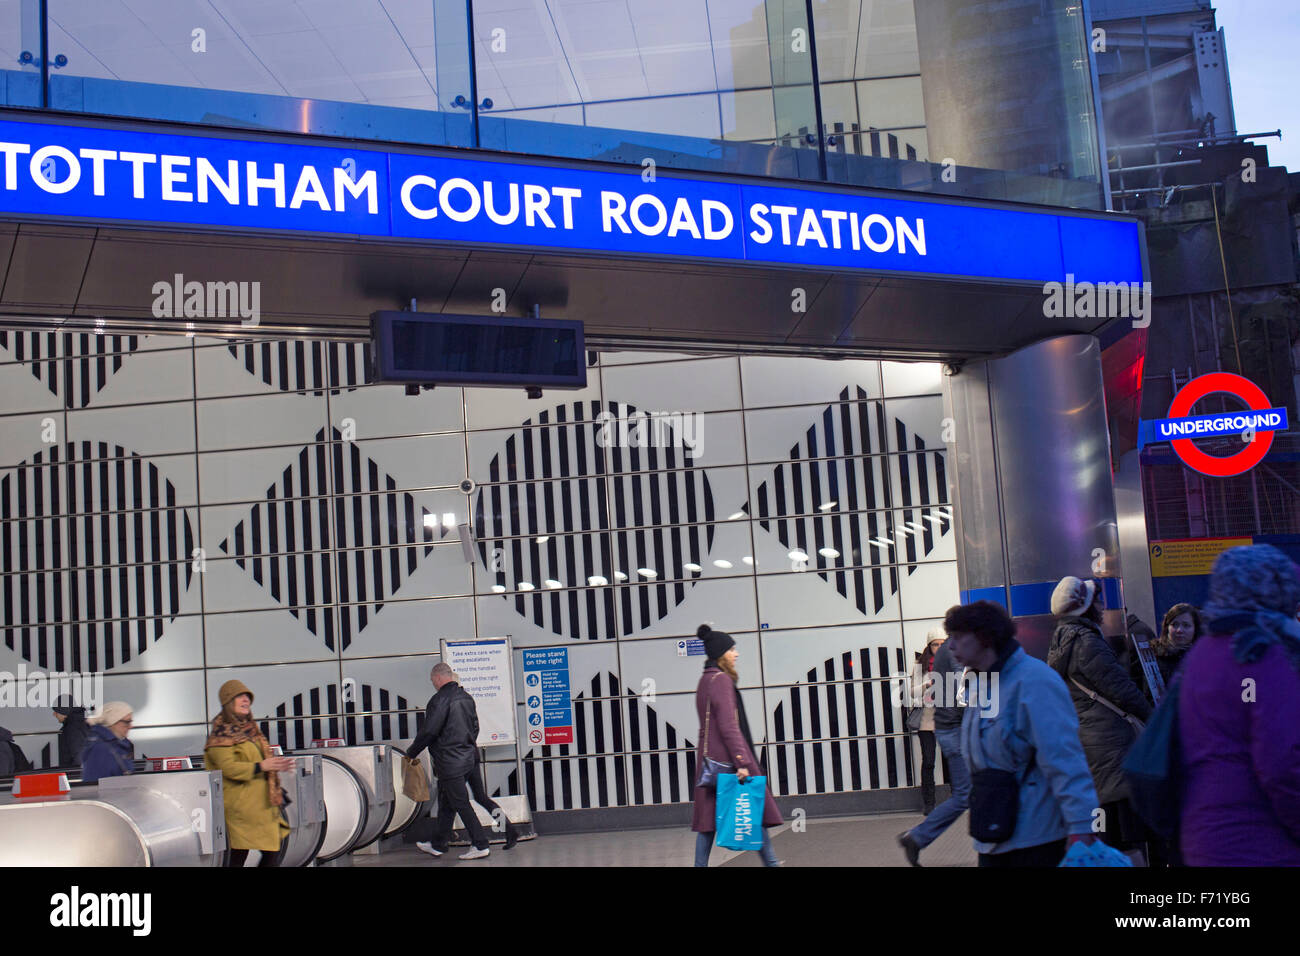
[1139,372,1288,477]
[0,117,1142,284]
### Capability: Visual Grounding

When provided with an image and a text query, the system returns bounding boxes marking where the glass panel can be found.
[816,0,1104,209]
[44,0,474,147]
[0,0,44,107]
[473,0,823,180]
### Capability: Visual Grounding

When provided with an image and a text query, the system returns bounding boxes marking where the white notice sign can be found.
[440,638,516,746]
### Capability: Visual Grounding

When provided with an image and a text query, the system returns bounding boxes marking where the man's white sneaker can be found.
[459,847,490,860]
[415,841,444,857]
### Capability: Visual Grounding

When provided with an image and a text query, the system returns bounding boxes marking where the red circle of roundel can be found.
[1167,372,1273,478]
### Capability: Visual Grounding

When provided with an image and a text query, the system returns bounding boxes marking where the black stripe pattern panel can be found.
[0,331,143,408]
[497,671,697,810]
[225,341,370,393]
[261,682,417,750]
[769,645,941,795]
[745,385,950,617]
[473,401,715,640]
[216,427,450,652]
[0,442,195,671]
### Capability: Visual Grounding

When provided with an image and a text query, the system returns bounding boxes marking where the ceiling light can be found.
[518,581,535,591]
[536,535,550,543]
[442,513,456,529]
[819,501,836,511]
[588,575,608,586]
[727,511,745,520]
[819,547,840,558]
[788,550,809,561]
[713,559,733,569]
[637,568,658,578]
[490,584,506,593]
[544,579,562,589]
[683,563,702,572]
[614,571,628,581]
[741,556,754,565]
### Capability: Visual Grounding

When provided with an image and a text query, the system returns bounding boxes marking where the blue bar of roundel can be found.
[1143,407,1288,443]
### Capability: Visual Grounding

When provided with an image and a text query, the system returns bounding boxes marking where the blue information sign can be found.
[522,647,572,746]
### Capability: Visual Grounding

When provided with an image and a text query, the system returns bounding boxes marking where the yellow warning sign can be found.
[1149,538,1252,577]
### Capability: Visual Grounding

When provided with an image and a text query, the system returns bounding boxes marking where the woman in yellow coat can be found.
[204,680,293,867]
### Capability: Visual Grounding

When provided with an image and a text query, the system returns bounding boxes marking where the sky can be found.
[1213,0,1300,171]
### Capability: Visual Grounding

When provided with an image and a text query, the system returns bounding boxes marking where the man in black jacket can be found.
[407,662,491,860]
[53,697,90,769]
[898,634,972,865]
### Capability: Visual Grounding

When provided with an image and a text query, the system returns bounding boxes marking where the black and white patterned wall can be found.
[0,334,957,810]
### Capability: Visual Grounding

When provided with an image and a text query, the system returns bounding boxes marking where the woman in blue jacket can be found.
[81,701,136,783]
[946,601,1102,867]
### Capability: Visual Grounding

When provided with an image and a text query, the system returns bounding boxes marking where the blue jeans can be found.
[694,828,780,867]
[909,726,971,849]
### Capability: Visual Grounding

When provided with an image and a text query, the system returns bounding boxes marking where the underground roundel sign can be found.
[1138,372,1288,477]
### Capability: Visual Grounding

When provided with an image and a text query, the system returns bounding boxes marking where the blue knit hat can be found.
[1204,544,1300,618]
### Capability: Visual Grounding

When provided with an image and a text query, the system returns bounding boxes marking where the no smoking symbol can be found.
[529,729,543,744]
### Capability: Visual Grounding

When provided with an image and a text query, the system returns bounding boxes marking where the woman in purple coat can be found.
[1178,544,1300,866]
[691,624,783,866]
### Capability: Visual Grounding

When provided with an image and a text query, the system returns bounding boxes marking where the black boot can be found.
[921,782,936,816]
[504,822,519,850]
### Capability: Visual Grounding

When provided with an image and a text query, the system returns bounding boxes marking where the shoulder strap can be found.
[1069,676,1140,722]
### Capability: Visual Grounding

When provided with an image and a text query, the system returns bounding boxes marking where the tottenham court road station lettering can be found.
[0,117,1142,285]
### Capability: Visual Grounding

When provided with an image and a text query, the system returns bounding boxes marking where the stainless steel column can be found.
[947,334,1124,657]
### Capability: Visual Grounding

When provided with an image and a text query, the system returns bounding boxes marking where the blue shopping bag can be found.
[714,773,766,851]
[1058,840,1134,867]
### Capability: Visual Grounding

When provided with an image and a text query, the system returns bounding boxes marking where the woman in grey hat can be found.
[690,624,783,866]
[81,701,136,784]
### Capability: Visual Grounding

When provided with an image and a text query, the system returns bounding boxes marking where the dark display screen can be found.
[371,312,585,388]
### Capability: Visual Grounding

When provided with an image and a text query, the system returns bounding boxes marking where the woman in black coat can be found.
[1046,577,1152,853]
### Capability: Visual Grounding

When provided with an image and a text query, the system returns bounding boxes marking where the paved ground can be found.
[350,809,975,868]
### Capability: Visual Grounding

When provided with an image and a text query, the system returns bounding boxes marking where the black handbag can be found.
[969,745,1034,843]
[695,675,734,791]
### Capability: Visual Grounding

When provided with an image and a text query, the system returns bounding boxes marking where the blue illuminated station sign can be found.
[0,116,1142,285]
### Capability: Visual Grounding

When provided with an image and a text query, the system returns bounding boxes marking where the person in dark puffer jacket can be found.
[53,697,90,769]
[1047,576,1152,855]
